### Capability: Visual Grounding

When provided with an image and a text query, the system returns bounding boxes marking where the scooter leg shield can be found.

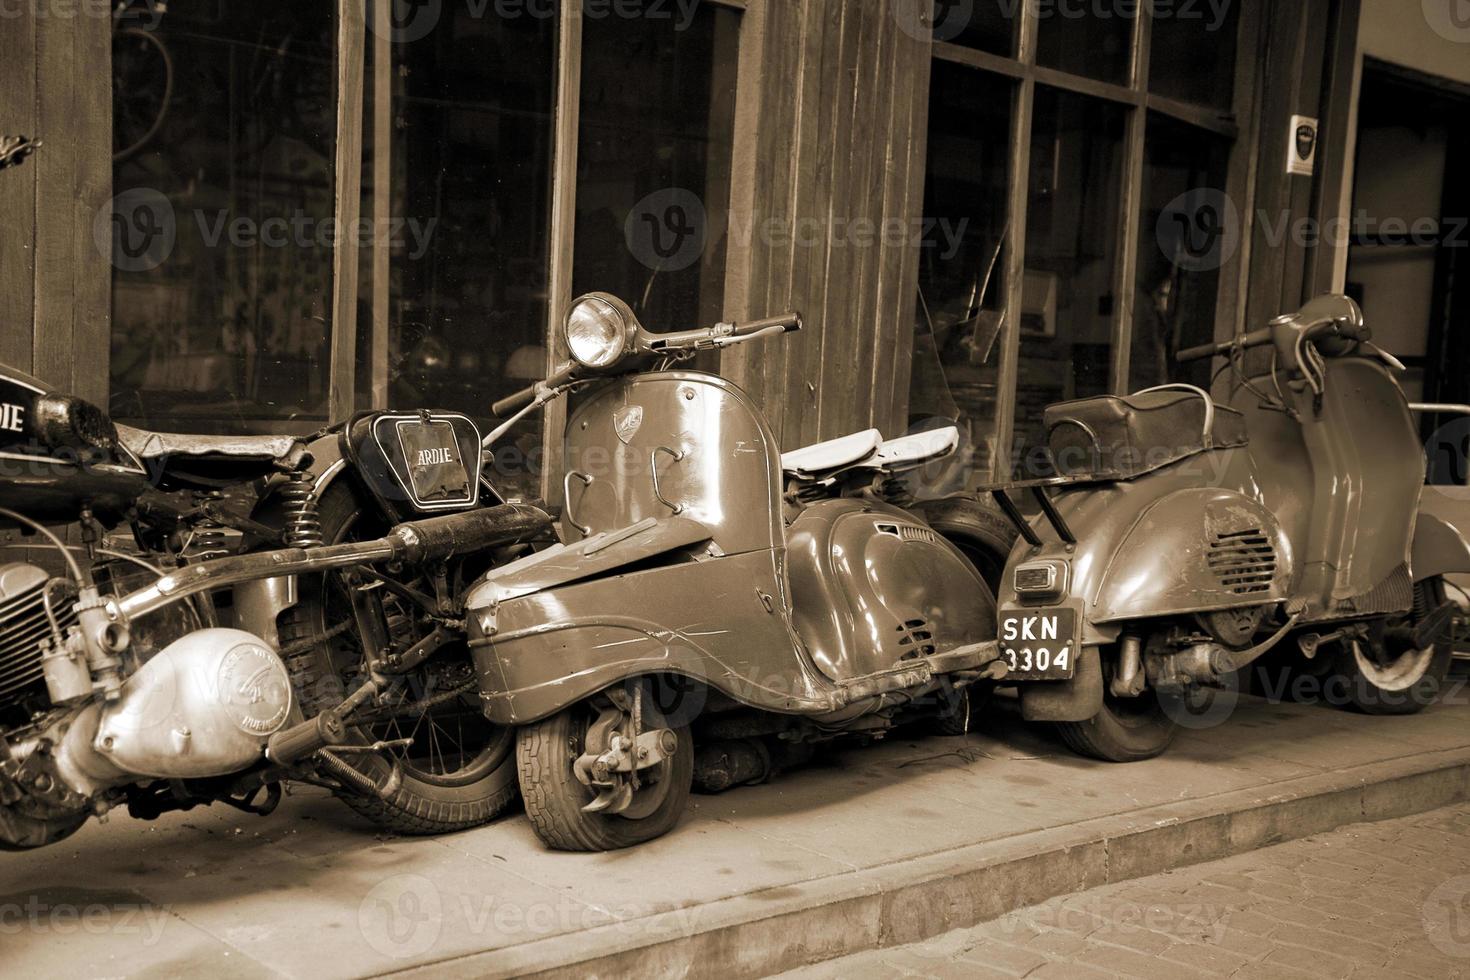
[1020,644,1104,723]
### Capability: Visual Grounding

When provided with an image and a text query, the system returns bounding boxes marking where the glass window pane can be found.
[908,62,1014,494]
[385,5,559,500]
[109,4,337,431]
[1036,4,1134,86]
[930,0,1016,57]
[1129,114,1232,393]
[1148,2,1240,108]
[573,3,741,332]
[1013,88,1128,479]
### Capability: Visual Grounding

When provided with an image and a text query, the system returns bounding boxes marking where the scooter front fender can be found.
[468,548,830,725]
[1411,512,1470,582]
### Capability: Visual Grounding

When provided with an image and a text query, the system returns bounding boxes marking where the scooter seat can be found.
[781,428,882,479]
[117,424,310,491]
[854,427,960,474]
[1045,389,1248,481]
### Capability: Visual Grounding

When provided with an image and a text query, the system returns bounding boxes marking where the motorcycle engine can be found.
[0,563,76,724]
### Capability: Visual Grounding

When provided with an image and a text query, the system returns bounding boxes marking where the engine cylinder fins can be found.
[0,564,77,713]
[280,470,324,548]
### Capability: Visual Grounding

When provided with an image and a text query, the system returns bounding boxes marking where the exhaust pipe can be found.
[118,503,553,621]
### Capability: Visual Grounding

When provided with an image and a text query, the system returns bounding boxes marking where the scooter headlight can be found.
[564,294,634,369]
[1014,560,1067,599]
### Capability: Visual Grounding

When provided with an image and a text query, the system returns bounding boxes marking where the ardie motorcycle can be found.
[464,293,1004,851]
[970,294,1470,762]
[0,362,553,849]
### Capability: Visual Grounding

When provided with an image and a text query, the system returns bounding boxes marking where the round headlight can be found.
[564,296,630,369]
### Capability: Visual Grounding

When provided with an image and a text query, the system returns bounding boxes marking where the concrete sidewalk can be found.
[3,671,1469,979]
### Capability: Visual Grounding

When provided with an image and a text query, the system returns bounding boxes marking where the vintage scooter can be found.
[464,293,1003,851]
[971,294,1470,762]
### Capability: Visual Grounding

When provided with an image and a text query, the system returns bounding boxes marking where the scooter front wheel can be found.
[1330,577,1454,716]
[517,700,693,851]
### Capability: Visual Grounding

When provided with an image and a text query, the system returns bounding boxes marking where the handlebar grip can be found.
[492,361,579,419]
[733,312,802,336]
[1176,340,1226,364]
[492,386,537,420]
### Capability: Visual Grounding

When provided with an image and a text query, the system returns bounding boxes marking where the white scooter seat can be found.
[855,427,961,474]
[780,428,882,479]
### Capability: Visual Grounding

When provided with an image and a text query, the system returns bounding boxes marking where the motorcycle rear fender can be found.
[1411,512,1470,582]
[469,547,832,725]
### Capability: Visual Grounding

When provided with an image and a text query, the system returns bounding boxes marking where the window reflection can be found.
[573,1,740,333]
[1149,4,1240,108]
[1036,5,1134,86]
[909,62,1014,494]
[383,4,559,500]
[933,0,1015,56]
[1013,88,1127,479]
[109,3,337,431]
[1129,114,1231,393]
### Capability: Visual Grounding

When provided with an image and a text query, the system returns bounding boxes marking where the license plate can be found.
[397,420,470,503]
[999,607,1078,681]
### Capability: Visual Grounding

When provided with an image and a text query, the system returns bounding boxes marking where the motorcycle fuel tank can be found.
[786,499,996,683]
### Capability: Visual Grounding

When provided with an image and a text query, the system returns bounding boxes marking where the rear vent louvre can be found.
[896,619,936,660]
[1207,529,1277,595]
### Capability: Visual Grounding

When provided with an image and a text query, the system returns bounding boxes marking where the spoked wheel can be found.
[517,688,693,852]
[1331,577,1454,716]
[1056,654,1179,762]
[277,481,518,834]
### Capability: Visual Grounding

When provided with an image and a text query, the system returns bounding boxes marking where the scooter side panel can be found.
[469,548,829,725]
[563,372,782,557]
[786,499,995,683]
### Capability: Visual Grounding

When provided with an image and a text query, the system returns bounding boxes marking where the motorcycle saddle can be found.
[1045,388,1248,482]
[116,424,309,491]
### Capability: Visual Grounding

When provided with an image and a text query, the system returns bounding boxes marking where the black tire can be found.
[276,479,518,834]
[517,703,693,852]
[1331,578,1455,716]
[1055,673,1179,763]
[915,496,1019,595]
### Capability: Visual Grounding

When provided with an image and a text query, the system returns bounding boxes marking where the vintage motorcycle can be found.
[462,293,1004,851]
[0,363,553,849]
[962,294,1470,762]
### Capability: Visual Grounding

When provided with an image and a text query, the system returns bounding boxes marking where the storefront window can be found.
[1148,3,1240,108]
[909,61,1014,493]
[934,1,1016,57]
[1129,114,1231,392]
[572,1,740,332]
[1013,88,1127,478]
[109,3,337,431]
[1035,6,1134,86]
[383,5,559,499]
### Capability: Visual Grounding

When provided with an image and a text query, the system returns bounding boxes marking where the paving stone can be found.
[784,803,1470,980]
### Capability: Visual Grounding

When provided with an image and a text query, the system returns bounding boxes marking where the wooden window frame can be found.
[929,1,1264,480]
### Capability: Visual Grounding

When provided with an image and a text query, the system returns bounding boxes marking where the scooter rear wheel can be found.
[1056,687,1179,763]
[518,700,693,851]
